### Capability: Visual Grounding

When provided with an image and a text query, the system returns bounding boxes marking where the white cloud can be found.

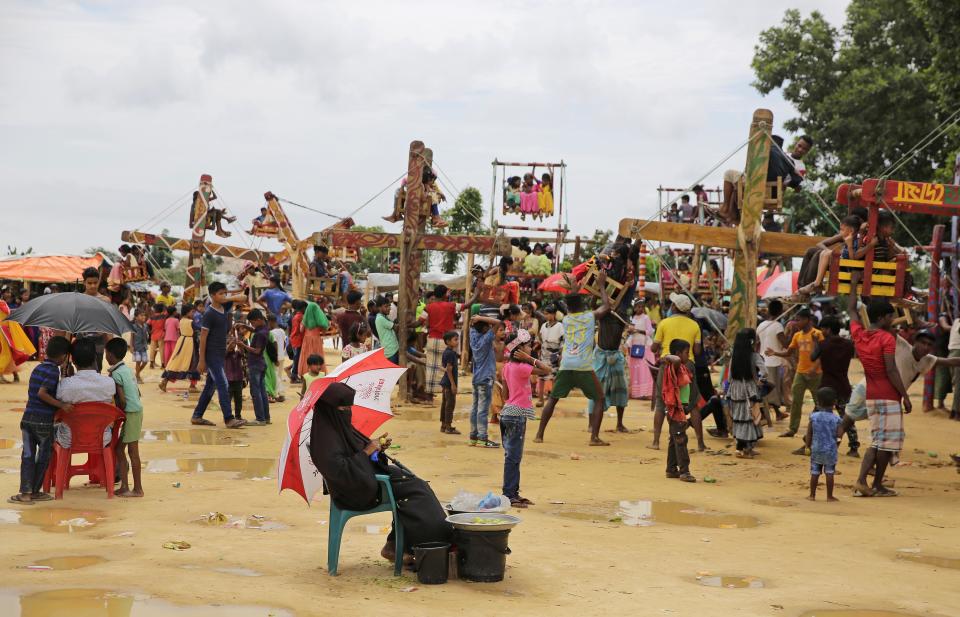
[0,0,849,257]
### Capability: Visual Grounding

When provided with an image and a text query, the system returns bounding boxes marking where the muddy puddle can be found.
[895,549,960,570]
[617,500,759,528]
[25,555,108,571]
[0,588,292,616]
[141,430,247,445]
[0,438,19,449]
[696,573,764,588]
[0,507,105,533]
[146,458,275,479]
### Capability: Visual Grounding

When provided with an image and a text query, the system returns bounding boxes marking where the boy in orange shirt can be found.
[766,308,823,437]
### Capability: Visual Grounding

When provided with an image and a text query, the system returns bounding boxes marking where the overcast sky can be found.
[1,0,849,258]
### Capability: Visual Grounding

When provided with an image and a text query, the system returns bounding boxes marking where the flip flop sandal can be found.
[8,495,35,505]
[518,497,535,505]
[679,474,698,483]
[509,499,528,509]
[30,493,53,502]
[191,418,215,426]
[875,488,898,497]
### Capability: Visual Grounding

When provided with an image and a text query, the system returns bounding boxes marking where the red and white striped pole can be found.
[638,241,648,299]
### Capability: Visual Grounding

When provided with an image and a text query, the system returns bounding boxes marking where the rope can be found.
[276,197,343,220]
[806,191,841,231]
[878,102,960,180]
[132,190,192,233]
[340,171,408,221]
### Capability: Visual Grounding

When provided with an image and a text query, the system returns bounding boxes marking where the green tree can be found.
[85,246,120,262]
[146,228,175,270]
[441,187,488,274]
[585,228,613,260]
[344,224,389,275]
[6,246,33,256]
[752,2,960,244]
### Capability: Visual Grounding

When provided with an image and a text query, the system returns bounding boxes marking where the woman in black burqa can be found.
[309,382,452,562]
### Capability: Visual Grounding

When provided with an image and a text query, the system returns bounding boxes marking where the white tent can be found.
[364,272,466,293]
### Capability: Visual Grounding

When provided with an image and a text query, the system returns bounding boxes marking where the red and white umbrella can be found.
[278,348,406,505]
[757,271,799,299]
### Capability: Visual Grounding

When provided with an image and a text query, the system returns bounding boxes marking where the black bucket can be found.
[456,529,512,582]
[413,542,451,585]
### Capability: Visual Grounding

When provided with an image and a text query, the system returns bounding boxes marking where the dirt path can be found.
[0,355,957,616]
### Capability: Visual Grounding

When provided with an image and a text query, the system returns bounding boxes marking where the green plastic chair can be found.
[327,474,404,576]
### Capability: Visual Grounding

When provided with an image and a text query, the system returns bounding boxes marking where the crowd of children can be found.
[7,226,957,520]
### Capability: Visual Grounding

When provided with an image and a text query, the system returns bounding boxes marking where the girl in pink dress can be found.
[519,174,540,218]
[628,301,655,399]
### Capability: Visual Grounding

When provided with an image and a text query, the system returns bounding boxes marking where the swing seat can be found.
[307,276,342,299]
[736,175,784,211]
[251,223,279,238]
[328,246,359,263]
[580,265,628,310]
[826,254,907,298]
[121,264,149,283]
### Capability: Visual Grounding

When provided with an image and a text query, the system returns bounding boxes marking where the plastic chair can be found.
[327,474,404,576]
[42,402,125,499]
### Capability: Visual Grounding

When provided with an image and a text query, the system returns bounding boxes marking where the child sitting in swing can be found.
[505,176,522,213]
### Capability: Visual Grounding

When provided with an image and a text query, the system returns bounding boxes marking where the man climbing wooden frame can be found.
[618,109,827,340]
[325,141,511,399]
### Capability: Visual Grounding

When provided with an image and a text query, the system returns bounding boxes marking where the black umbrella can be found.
[4,292,133,336]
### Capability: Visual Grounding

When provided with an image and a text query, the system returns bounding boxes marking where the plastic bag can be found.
[450,489,510,513]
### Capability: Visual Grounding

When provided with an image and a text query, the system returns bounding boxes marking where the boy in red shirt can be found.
[287,300,306,383]
[147,303,166,369]
[846,271,910,497]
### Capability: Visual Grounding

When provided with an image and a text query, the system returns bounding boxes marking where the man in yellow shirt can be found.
[155,282,176,308]
[651,293,701,357]
[766,308,823,437]
[649,293,703,450]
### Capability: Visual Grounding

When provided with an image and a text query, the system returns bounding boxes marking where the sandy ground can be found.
[1,351,959,617]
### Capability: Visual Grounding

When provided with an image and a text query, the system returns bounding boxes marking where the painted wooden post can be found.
[638,242,647,298]
[184,174,216,303]
[397,141,431,399]
[725,109,773,342]
[264,192,309,300]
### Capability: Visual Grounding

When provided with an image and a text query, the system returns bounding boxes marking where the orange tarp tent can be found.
[0,254,108,284]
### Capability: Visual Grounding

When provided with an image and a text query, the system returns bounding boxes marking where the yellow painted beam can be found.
[617,219,828,258]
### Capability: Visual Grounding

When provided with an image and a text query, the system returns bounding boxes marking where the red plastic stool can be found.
[41,402,125,499]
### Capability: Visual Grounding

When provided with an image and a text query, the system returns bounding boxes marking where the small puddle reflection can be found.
[697,573,764,588]
[618,500,759,528]
[141,430,247,445]
[895,549,960,570]
[0,588,292,616]
[0,507,104,533]
[147,458,275,479]
[0,438,19,449]
[28,555,108,570]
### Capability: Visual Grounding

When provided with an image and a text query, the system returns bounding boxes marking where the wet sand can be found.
[0,354,958,617]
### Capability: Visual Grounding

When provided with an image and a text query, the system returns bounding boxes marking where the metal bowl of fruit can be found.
[445,512,522,532]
